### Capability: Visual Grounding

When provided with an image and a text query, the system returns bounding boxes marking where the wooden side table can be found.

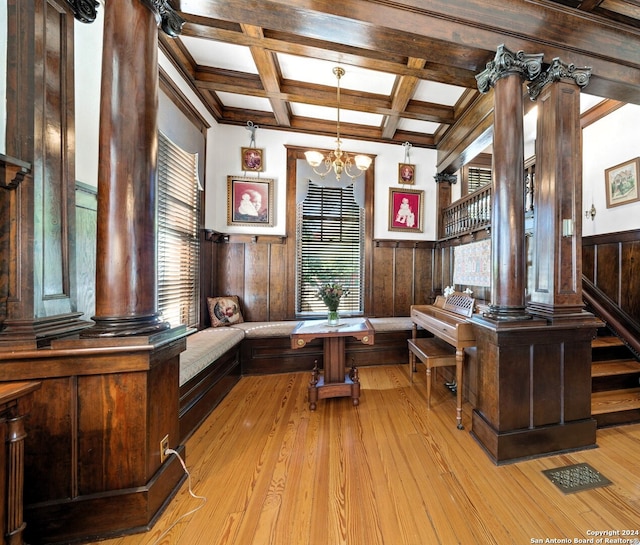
[291,318,374,410]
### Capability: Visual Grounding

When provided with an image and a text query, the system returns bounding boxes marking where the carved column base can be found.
[82,313,170,337]
[527,303,601,325]
[482,305,532,322]
[0,313,91,349]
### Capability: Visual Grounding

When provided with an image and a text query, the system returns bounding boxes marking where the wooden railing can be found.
[442,185,491,239]
[583,275,640,359]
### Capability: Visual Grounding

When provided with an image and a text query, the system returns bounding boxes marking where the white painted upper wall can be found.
[206,123,439,239]
[74,8,103,186]
[582,104,640,237]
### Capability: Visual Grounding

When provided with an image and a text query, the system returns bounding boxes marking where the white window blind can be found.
[296,182,364,315]
[157,132,201,328]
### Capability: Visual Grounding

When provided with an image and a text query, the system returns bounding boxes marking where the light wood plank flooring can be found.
[92,365,640,545]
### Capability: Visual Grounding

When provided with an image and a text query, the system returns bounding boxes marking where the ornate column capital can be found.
[476,44,544,93]
[65,0,99,23]
[141,0,186,37]
[434,172,457,184]
[66,0,185,37]
[527,57,592,100]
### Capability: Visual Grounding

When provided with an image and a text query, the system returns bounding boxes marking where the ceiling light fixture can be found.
[304,67,372,181]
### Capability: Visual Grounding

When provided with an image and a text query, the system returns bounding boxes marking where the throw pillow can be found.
[207,296,244,327]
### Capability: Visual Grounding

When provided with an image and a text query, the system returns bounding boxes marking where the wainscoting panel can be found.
[211,236,435,320]
[583,230,640,322]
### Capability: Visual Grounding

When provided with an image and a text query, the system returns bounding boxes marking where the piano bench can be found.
[407,337,457,409]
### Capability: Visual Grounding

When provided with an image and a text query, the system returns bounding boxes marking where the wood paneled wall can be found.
[0,0,87,348]
[208,235,436,322]
[370,240,435,316]
[583,229,640,322]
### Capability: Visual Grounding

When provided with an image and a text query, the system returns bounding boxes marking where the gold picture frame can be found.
[605,157,639,208]
[398,163,415,184]
[241,147,264,172]
[389,187,423,232]
[227,176,274,226]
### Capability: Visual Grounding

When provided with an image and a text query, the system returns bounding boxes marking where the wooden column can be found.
[470,49,598,463]
[434,172,456,241]
[527,59,593,320]
[476,45,543,321]
[87,0,167,336]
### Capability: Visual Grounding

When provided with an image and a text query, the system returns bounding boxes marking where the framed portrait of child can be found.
[389,187,423,232]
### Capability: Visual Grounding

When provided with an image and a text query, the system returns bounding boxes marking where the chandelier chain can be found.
[304,66,371,181]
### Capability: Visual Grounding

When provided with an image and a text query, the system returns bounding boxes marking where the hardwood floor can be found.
[92,365,640,545]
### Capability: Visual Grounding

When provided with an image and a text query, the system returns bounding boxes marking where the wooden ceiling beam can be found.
[436,91,495,173]
[240,24,291,127]
[382,57,426,139]
[179,19,479,88]
[178,0,640,103]
[193,69,456,124]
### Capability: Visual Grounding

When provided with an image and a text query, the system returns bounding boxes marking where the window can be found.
[157,132,201,328]
[466,166,492,194]
[296,182,364,315]
[462,153,492,195]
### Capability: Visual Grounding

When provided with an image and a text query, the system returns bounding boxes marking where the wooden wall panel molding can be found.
[582,230,640,322]
[211,235,435,320]
[1,332,187,544]
[1,0,89,347]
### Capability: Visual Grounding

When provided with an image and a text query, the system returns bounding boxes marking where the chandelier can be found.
[304,67,372,181]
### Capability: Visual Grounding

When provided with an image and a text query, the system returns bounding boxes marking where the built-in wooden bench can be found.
[407,337,457,410]
[178,317,419,441]
[179,327,244,442]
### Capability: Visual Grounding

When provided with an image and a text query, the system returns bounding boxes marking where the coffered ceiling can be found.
[163,0,640,156]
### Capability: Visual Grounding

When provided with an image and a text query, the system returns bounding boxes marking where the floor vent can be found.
[542,462,612,494]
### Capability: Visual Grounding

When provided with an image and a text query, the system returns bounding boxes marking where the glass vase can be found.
[327,310,339,326]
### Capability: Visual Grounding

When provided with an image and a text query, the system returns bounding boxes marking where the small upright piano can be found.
[409,292,476,428]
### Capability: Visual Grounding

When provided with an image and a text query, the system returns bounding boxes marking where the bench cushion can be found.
[230,321,301,338]
[180,327,245,386]
[369,317,414,332]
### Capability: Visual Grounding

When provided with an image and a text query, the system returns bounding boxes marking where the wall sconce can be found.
[562,219,574,237]
[585,204,596,221]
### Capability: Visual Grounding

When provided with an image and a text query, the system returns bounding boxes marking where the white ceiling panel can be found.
[290,102,383,126]
[216,91,273,112]
[181,36,258,73]
[413,80,466,106]
[397,117,441,134]
[580,93,606,112]
[277,53,395,95]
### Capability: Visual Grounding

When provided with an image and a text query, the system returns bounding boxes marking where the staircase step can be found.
[592,336,625,349]
[592,359,640,378]
[591,387,640,415]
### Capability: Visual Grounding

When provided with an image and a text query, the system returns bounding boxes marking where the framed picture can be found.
[227,176,274,226]
[241,147,264,172]
[605,158,640,208]
[389,188,423,232]
[398,163,415,184]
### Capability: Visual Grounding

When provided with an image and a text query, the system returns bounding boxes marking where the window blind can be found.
[467,166,492,194]
[157,132,201,328]
[296,182,364,315]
